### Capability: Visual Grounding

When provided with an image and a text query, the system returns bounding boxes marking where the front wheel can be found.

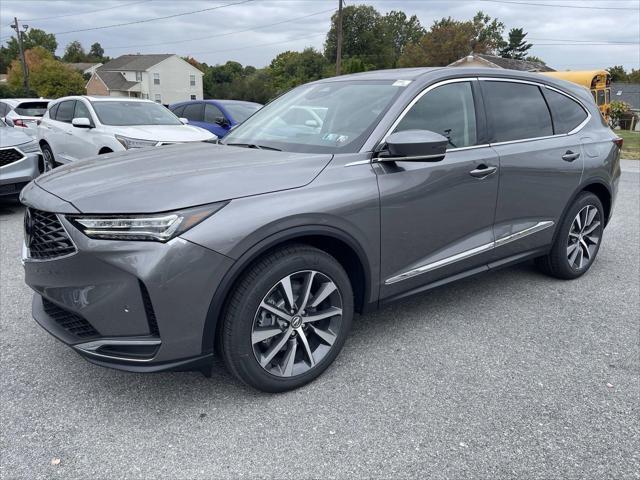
[39,143,56,173]
[536,192,604,279]
[220,245,354,392]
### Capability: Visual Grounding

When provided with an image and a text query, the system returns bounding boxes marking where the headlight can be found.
[67,203,227,242]
[115,135,159,149]
[18,139,41,154]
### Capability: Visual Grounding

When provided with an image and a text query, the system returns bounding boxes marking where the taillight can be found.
[613,137,623,149]
[13,119,27,127]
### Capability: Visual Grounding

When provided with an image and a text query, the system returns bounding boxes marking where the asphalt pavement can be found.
[1,162,638,479]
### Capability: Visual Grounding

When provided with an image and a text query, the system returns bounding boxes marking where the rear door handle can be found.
[469,165,497,178]
[562,150,580,162]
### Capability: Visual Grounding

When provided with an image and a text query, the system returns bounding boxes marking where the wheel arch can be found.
[201,225,374,355]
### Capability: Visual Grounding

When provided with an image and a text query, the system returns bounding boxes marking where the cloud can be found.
[1,0,638,70]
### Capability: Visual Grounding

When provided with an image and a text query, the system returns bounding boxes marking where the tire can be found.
[39,143,57,173]
[536,192,604,279]
[220,244,354,392]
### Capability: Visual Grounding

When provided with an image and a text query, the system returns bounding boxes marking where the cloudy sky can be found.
[1,0,639,70]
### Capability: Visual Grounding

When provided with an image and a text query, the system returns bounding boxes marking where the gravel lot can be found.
[1,162,638,480]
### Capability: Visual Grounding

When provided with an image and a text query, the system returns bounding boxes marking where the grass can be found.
[616,129,640,160]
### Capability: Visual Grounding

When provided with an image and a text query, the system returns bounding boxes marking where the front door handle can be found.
[562,150,580,162]
[469,165,497,178]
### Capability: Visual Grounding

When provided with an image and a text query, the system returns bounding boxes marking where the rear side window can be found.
[55,101,76,123]
[394,81,477,149]
[544,89,588,134]
[182,103,204,122]
[482,81,553,143]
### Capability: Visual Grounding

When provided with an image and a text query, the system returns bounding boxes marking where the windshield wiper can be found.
[225,143,282,151]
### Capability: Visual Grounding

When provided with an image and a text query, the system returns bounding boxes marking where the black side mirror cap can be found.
[380,129,448,162]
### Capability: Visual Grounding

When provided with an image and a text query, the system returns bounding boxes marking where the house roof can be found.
[98,54,173,72]
[94,71,139,91]
[449,53,555,72]
[67,62,101,71]
[611,82,640,110]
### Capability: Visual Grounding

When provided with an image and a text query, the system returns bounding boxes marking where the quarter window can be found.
[482,81,553,143]
[394,81,477,149]
[55,101,76,123]
[544,89,588,134]
[49,103,59,120]
[182,103,204,122]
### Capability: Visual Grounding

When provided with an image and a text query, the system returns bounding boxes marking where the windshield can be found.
[15,101,49,117]
[91,101,182,126]
[222,81,404,154]
[221,102,261,123]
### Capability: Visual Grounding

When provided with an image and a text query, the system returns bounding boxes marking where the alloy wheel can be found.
[41,147,54,173]
[252,270,343,377]
[567,205,601,270]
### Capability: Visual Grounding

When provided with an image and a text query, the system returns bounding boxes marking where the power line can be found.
[481,0,640,10]
[104,8,335,50]
[19,1,152,22]
[48,0,254,36]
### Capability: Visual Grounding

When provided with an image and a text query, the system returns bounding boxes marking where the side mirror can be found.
[179,117,189,124]
[215,116,230,128]
[380,130,448,162]
[72,117,92,129]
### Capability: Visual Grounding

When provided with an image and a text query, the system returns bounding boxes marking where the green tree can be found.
[525,55,546,65]
[8,47,85,97]
[89,42,105,61]
[324,5,394,70]
[499,28,533,59]
[269,48,329,93]
[382,10,425,63]
[472,11,506,54]
[628,69,640,83]
[607,65,628,82]
[62,40,88,63]
[0,28,57,73]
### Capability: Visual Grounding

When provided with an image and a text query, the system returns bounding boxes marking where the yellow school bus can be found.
[541,70,611,118]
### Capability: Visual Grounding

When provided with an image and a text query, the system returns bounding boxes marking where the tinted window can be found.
[483,81,552,142]
[394,82,477,149]
[48,103,59,120]
[204,104,224,123]
[74,101,92,120]
[544,89,588,134]
[182,103,204,122]
[171,105,185,117]
[56,101,76,123]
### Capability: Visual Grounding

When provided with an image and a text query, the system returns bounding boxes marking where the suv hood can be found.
[0,127,33,147]
[34,143,333,213]
[110,124,215,142]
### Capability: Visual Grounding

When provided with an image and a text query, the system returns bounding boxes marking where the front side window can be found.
[153,73,160,85]
[204,104,224,123]
[183,103,204,122]
[74,101,92,120]
[190,74,196,87]
[544,89,588,134]
[223,80,404,154]
[90,101,182,126]
[56,101,76,123]
[220,102,261,123]
[482,81,553,143]
[393,81,477,149]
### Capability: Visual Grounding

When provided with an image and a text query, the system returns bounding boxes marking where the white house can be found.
[86,54,204,104]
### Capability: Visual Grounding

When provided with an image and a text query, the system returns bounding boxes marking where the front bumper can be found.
[0,151,40,196]
[23,211,234,372]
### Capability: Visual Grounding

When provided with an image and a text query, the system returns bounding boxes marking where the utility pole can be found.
[335,0,343,76]
[11,17,30,95]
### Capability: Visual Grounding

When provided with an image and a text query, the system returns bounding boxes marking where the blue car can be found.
[169,100,262,138]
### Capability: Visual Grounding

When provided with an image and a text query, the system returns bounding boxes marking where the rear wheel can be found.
[39,143,56,173]
[220,245,353,392]
[536,192,604,279]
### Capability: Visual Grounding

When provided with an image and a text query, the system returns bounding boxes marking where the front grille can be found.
[42,299,100,339]
[25,208,76,260]
[0,147,25,167]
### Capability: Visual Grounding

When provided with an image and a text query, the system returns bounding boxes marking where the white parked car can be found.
[0,98,50,138]
[0,118,44,197]
[37,96,216,165]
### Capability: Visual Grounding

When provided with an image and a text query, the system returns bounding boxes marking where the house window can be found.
[153,73,160,85]
[190,74,196,87]
[155,94,162,104]
[190,94,196,100]
[136,71,142,82]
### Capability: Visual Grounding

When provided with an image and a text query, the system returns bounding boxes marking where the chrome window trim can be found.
[385,221,554,285]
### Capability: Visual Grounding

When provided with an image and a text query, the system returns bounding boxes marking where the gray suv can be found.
[21,68,621,392]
